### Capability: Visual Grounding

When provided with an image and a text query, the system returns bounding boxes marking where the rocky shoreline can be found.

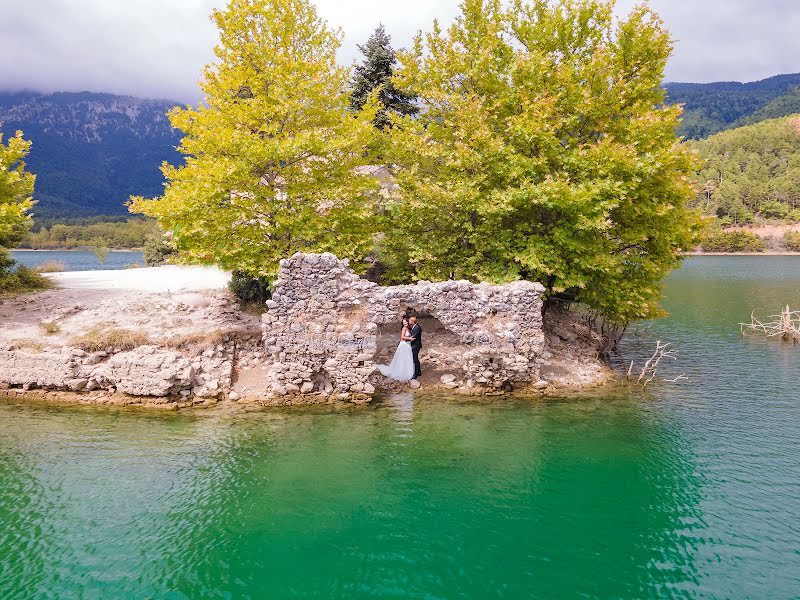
[0,257,611,409]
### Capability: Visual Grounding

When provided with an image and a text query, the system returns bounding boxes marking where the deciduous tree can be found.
[383,0,700,322]
[130,0,381,278]
[0,131,35,248]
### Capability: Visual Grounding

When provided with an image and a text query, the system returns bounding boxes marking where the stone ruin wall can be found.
[262,253,547,398]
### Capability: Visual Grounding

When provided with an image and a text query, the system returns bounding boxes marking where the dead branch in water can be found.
[624,340,686,387]
[740,305,800,342]
[662,373,689,383]
[637,341,679,386]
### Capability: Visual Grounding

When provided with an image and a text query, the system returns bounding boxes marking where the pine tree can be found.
[350,24,417,129]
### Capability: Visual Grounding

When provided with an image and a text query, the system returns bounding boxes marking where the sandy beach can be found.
[45,265,230,291]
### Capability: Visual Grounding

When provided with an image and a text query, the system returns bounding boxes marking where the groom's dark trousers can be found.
[410,324,422,378]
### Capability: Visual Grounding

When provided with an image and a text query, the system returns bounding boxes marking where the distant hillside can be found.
[5,77,800,220]
[0,91,182,219]
[734,87,800,128]
[664,73,800,139]
[691,115,800,223]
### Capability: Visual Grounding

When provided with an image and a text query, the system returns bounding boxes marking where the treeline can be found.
[736,88,800,128]
[699,228,800,254]
[691,115,800,224]
[18,218,158,249]
[129,0,700,325]
[30,214,136,231]
[664,74,800,139]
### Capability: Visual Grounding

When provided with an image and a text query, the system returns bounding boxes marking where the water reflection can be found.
[0,394,704,598]
[3,258,800,599]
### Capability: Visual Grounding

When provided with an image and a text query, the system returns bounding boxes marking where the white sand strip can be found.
[46,265,231,292]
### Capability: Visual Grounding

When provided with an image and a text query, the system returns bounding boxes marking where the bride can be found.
[376,317,416,381]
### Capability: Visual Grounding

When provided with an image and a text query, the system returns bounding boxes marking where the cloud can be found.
[0,0,797,101]
[0,0,218,101]
[616,0,800,83]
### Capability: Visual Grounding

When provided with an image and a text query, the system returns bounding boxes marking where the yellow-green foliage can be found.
[130,0,381,279]
[131,0,702,325]
[783,231,800,252]
[382,0,700,322]
[0,131,35,248]
[701,230,765,253]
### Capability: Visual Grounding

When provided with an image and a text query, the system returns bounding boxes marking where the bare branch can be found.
[740,305,800,342]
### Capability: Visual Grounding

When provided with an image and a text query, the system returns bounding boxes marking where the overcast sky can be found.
[1,0,798,102]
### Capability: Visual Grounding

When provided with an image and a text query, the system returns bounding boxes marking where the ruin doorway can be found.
[374,314,465,384]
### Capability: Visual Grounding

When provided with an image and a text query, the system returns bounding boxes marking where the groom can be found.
[408,316,423,379]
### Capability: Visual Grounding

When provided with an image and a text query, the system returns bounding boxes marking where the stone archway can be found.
[373,314,464,385]
[262,253,546,398]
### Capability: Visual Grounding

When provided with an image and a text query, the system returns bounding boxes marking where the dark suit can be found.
[410,323,422,378]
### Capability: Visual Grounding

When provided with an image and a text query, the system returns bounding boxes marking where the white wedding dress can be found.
[377,328,415,381]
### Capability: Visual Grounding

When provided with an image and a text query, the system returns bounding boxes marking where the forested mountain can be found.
[691,115,800,223]
[0,91,182,219]
[664,73,800,139]
[735,88,800,128]
[3,75,800,221]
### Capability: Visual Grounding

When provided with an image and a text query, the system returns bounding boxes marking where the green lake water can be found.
[1,257,799,598]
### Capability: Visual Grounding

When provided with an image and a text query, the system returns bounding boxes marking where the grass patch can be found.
[70,326,152,352]
[38,320,61,335]
[9,339,45,352]
[34,260,66,273]
[163,330,226,350]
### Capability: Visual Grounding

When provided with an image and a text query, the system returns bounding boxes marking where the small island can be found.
[0,253,608,407]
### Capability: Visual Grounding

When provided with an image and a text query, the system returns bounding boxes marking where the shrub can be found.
[34,260,65,273]
[0,250,53,296]
[701,230,766,253]
[759,200,790,220]
[783,231,800,252]
[13,266,52,289]
[229,270,271,304]
[143,232,177,266]
[38,320,61,335]
[90,246,110,264]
